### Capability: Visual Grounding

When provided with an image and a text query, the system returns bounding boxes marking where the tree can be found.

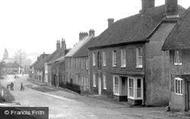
[14,49,27,67]
[2,49,9,60]
[14,50,32,74]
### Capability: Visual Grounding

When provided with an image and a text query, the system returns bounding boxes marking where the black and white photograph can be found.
[0,0,190,119]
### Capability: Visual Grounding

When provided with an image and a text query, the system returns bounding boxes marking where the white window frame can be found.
[103,74,107,89]
[174,50,182,66]
[92,52,96,66]
[113,75,120,95]
[102,52,106,66]
[93,73,96,87]
[174,77,183,95]
[121,49,126,67]
[136,47,143,68]
[112,50,117,67]
[128,77,143,100]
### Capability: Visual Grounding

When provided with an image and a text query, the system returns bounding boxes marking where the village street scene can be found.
[0,75,189,119]
[1,0,190,119]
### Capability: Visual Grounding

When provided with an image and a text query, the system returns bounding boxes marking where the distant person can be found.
[20,82,24,91]
[10,82,14,91]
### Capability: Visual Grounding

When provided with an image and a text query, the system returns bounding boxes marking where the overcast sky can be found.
[0,0,189,62]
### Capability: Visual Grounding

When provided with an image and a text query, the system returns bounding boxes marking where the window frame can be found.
[102,51,106,66]
[136,47,143,68]
[121,49,126,67]
[93,73,96,87]
[174,50,182,66]
[128,77,143,100]
[92,52,96,66]
[174,77,183,95]
[112,50,117,67]
[113,75,120,95]
[86,58,89,70]
[103,74,107,89]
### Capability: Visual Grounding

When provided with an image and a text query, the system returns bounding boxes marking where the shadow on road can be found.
[26,84,58,92]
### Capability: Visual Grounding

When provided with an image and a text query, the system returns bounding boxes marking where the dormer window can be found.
[174,50,182,65]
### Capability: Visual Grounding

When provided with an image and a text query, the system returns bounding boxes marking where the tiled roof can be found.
[162,7,190,50]
[46,49,69,64]
[65,36,92,57]
[89,5,185,49]
[32,53,49,70]
[72,36,94,57]
[66,36,93,57]
[55,36,93,62]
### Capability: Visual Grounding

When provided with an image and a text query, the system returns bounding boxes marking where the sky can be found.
[0,0,189,62]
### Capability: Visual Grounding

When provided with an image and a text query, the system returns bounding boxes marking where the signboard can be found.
[0,107,49,119]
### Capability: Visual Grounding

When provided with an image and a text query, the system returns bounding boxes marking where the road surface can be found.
[0,75,189,119]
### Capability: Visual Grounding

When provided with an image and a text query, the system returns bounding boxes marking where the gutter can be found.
[88,40,147,50]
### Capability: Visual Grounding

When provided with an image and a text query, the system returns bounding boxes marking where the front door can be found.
[98,77,102,95]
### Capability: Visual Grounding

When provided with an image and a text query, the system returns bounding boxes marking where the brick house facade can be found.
[45,39,68,87]
[59,30,94,93]
[162,7,190,111]
[88,0,185,106]
[30,53,49,83]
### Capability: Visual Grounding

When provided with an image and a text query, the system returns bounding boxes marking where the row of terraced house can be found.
[30,0,190,111]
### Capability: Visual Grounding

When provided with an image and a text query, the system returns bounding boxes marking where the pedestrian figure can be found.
[10,82,14,91]
[20,82,24,91]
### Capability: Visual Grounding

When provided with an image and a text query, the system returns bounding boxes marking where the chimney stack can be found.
[141,0,155,12]
[56,40,61,50]
[165,0,178,17]
[108,18,114,28]
[61,38,66,50]
[79,32,88,41]
[89,29,95,37]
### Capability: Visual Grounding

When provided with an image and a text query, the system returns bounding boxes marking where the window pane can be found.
[177,80,180,93]
[115,76,119,94]
[180,80,182,94]
[137,79,141,98]
[121,49,126,67]
[103,75,106,89]
[112,51,117,66]
[137,88,141,98]
[137,79,141,88]
[136,47,143,68]
[174,50,182,64]
[138,48,143,56]
[175,80,177,93]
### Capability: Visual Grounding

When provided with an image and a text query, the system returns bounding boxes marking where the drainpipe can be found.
[143,45,146,106]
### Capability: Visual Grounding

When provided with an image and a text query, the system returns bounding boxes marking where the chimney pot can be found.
[79,32,88,41]
[108,18,114,27]
[89,29,95,37]
[56,40,61,50]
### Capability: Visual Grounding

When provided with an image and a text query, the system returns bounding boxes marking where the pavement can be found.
[0,74,190,119]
